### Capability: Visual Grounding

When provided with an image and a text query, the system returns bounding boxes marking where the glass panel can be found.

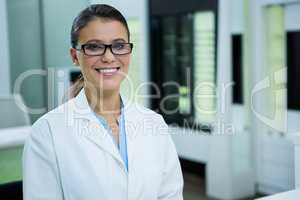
[178,14,193,115]
[121,18,144,105]
[160,14,194,119]
[150,9,217,127]
[161,16,179,115]
[7,0,45,122]
[265,5,286,131]
[193,11,216,124]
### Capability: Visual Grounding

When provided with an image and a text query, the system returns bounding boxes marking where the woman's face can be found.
[70,18,130,92]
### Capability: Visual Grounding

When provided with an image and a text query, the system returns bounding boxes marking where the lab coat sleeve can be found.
[158,119,184,200]
[22,119,64,200]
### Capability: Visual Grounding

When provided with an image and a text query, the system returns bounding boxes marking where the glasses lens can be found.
[111,43,132,55]
[83,43,105,55]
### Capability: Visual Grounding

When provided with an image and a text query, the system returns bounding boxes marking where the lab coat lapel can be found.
[121,96,139,172]
[72,89,123,165]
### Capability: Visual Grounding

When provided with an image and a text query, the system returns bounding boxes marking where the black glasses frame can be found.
[76,43,134,56]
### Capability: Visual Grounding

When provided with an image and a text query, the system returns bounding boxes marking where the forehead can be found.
[78,18,128,44]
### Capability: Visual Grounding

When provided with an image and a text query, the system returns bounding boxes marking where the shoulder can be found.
[37,98,76,121]
[30,98,76,135]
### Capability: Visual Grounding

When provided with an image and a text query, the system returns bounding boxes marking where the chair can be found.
[0,94,30,128]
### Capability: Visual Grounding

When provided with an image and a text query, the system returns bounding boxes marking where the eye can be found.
[84,43,105,51]
[112,43,126,50]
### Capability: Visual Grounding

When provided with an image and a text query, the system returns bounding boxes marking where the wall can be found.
[231,0,244,34]
[285,3,300,31]
[225,0,300,195]
[6,0,88,122]
[42,0,87,67]
[7,0,45,123]
[0,0,10,95]
[243,0,300,194]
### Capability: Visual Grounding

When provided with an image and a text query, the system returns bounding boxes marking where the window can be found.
[150,0,218,128]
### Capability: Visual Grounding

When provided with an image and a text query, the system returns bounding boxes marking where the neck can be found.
[84,86,121,117]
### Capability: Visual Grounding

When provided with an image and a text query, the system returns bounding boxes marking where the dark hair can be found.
[69,4,130,98]
[70,4,130,48]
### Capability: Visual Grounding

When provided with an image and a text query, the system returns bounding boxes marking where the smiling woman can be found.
[22,4,183,200]
[71,19,131,95]
[69,6,132,98]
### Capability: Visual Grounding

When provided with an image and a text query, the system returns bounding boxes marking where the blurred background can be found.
[0,0,300,199]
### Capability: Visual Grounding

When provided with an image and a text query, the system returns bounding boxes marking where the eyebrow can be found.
[85,38,127,44]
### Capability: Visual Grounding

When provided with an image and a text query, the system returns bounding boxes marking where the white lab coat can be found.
[22,89,184,200]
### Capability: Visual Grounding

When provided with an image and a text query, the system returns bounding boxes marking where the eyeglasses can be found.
[76,42,133,56]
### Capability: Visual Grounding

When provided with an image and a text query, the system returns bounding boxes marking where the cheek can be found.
[79,57,98,71]
[78,60,96,81]
[117,58,130,81]
[121,57,130,71]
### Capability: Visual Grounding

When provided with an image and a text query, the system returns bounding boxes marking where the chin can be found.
[98,82,121,93]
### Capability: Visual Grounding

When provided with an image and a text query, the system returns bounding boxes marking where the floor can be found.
[183,171,213,200]
[182,171,266,200]
[0,171,266,200]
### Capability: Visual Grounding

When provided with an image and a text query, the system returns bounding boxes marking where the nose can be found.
[101,46,115,63]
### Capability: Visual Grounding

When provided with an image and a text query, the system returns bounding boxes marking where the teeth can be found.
[96,68,118,73]
[101,68,117,73]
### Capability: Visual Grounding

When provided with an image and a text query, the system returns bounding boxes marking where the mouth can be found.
[95,67,120,76]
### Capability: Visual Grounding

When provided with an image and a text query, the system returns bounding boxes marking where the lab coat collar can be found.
[72,89,97,122]
[72,89,129,121]
[72,89,136,173]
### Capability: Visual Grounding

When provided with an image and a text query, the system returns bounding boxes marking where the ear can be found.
[70,48,79,66]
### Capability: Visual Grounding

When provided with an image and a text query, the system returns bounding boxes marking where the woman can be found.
[23,4,183,200]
